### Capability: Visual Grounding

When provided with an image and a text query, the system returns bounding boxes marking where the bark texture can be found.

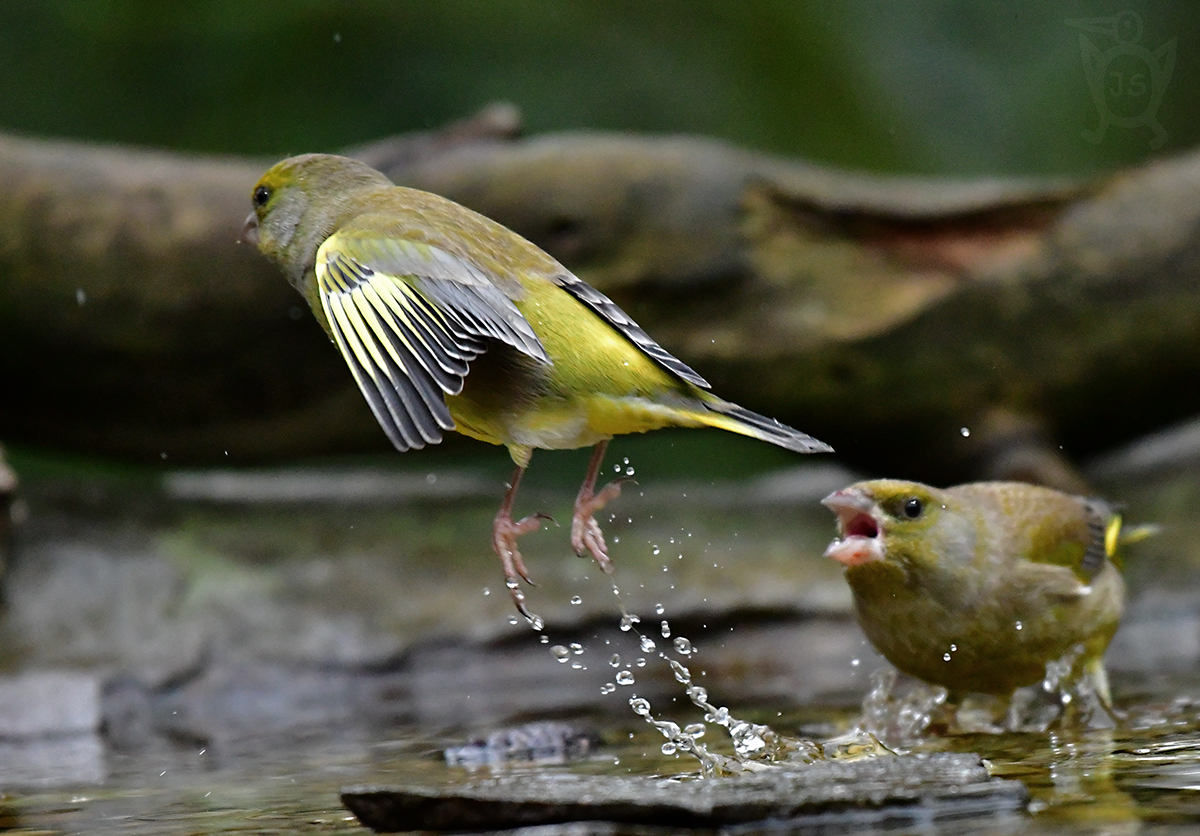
[2,107,1197,481]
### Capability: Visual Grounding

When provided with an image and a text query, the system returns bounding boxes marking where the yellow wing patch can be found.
[317,245,467,450]
[315,232,551,453]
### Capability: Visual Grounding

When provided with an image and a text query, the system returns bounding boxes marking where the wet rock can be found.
[0,671,101,737]
[84,613,873,745]
[0,445,1194,742]
[443,721,597,767]
[342,753,1028,832]
[162,467,492,504]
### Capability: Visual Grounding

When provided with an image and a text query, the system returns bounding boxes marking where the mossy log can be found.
[2,107,1198,481]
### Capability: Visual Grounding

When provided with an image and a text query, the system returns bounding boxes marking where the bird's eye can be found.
[902,497,923,519]
[253,185,271,207]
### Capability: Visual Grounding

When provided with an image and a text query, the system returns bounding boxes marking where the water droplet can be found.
[570,642,584,655]
[1015,621,1023,631]
[507,616,519,625]
[684,723,705,737]
[943,653,952,661]
[636,658,646,667]
[950,644,957,652]
[506,578,519,589]
[551,645,571,662]
[654,603,665,615]
[673,637,693,655]
[640,636,656,653]
[483,587,490,596]
[616,670,635,685]
[651,546,660,556]
[629,697,651,716]
[529,615,545,631]
[850,658,860,667]
[609,654,621,667]
[600,683,616,695]
[661,742,677,755]
[660,621,671,638]
[960,427,971,437]
[76,288,86,305]
[570,595,583,605]
[620,613,641,631]
[670,660,691,684]
[539,635,549,644]
[570,662,584,670]
[625,466,634,476]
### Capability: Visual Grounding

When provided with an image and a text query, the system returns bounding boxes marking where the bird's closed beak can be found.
[241,211,259,245]
[821,488,884,567]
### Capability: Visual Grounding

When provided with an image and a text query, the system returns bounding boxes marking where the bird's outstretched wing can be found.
[551,273,710,389]
[315,231,549,451]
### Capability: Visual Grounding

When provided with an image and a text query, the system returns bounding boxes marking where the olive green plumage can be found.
[244,153,830,615]
[245,153,828,466]
[822,479,1131,703]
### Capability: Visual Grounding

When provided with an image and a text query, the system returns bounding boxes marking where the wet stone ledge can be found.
[342,753,1029,833]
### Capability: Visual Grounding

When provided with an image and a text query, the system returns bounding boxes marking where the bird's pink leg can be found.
[493,465,550,617]
[571,440,628,573]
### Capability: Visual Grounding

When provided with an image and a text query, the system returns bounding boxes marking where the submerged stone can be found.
[443,721,598,766]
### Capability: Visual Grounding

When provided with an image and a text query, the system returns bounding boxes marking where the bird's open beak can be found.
[820,488,884,568]
[241,211,259,245]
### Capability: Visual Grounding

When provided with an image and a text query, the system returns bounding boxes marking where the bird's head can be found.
[242,153,391,287]
[821,479,960,577]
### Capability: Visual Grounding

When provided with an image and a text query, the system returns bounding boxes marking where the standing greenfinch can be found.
[243,153,830,618]
[821,479,1133,706]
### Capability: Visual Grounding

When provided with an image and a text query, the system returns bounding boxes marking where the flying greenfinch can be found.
[243,153,830,618]
[821,479,1134,706]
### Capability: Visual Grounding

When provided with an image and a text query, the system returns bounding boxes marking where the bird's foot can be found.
[493,509,552,618]
[571,477,632,572]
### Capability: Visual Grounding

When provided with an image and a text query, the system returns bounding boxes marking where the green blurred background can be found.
[2,0,1196,175]
[2,0,1199,478]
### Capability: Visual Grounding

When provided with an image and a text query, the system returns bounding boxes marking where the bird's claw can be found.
[494,511,546,587]
[572,516,614,573]
[571,477,628,572]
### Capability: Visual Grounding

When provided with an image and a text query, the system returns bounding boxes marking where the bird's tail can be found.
[697,400,832,454]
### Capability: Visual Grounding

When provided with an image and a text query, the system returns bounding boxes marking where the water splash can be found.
[1004,644,1115,732]
[604,580,829,774]
[858,647,1116,741]
[628,696,730,777]
[858,668,947,747]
